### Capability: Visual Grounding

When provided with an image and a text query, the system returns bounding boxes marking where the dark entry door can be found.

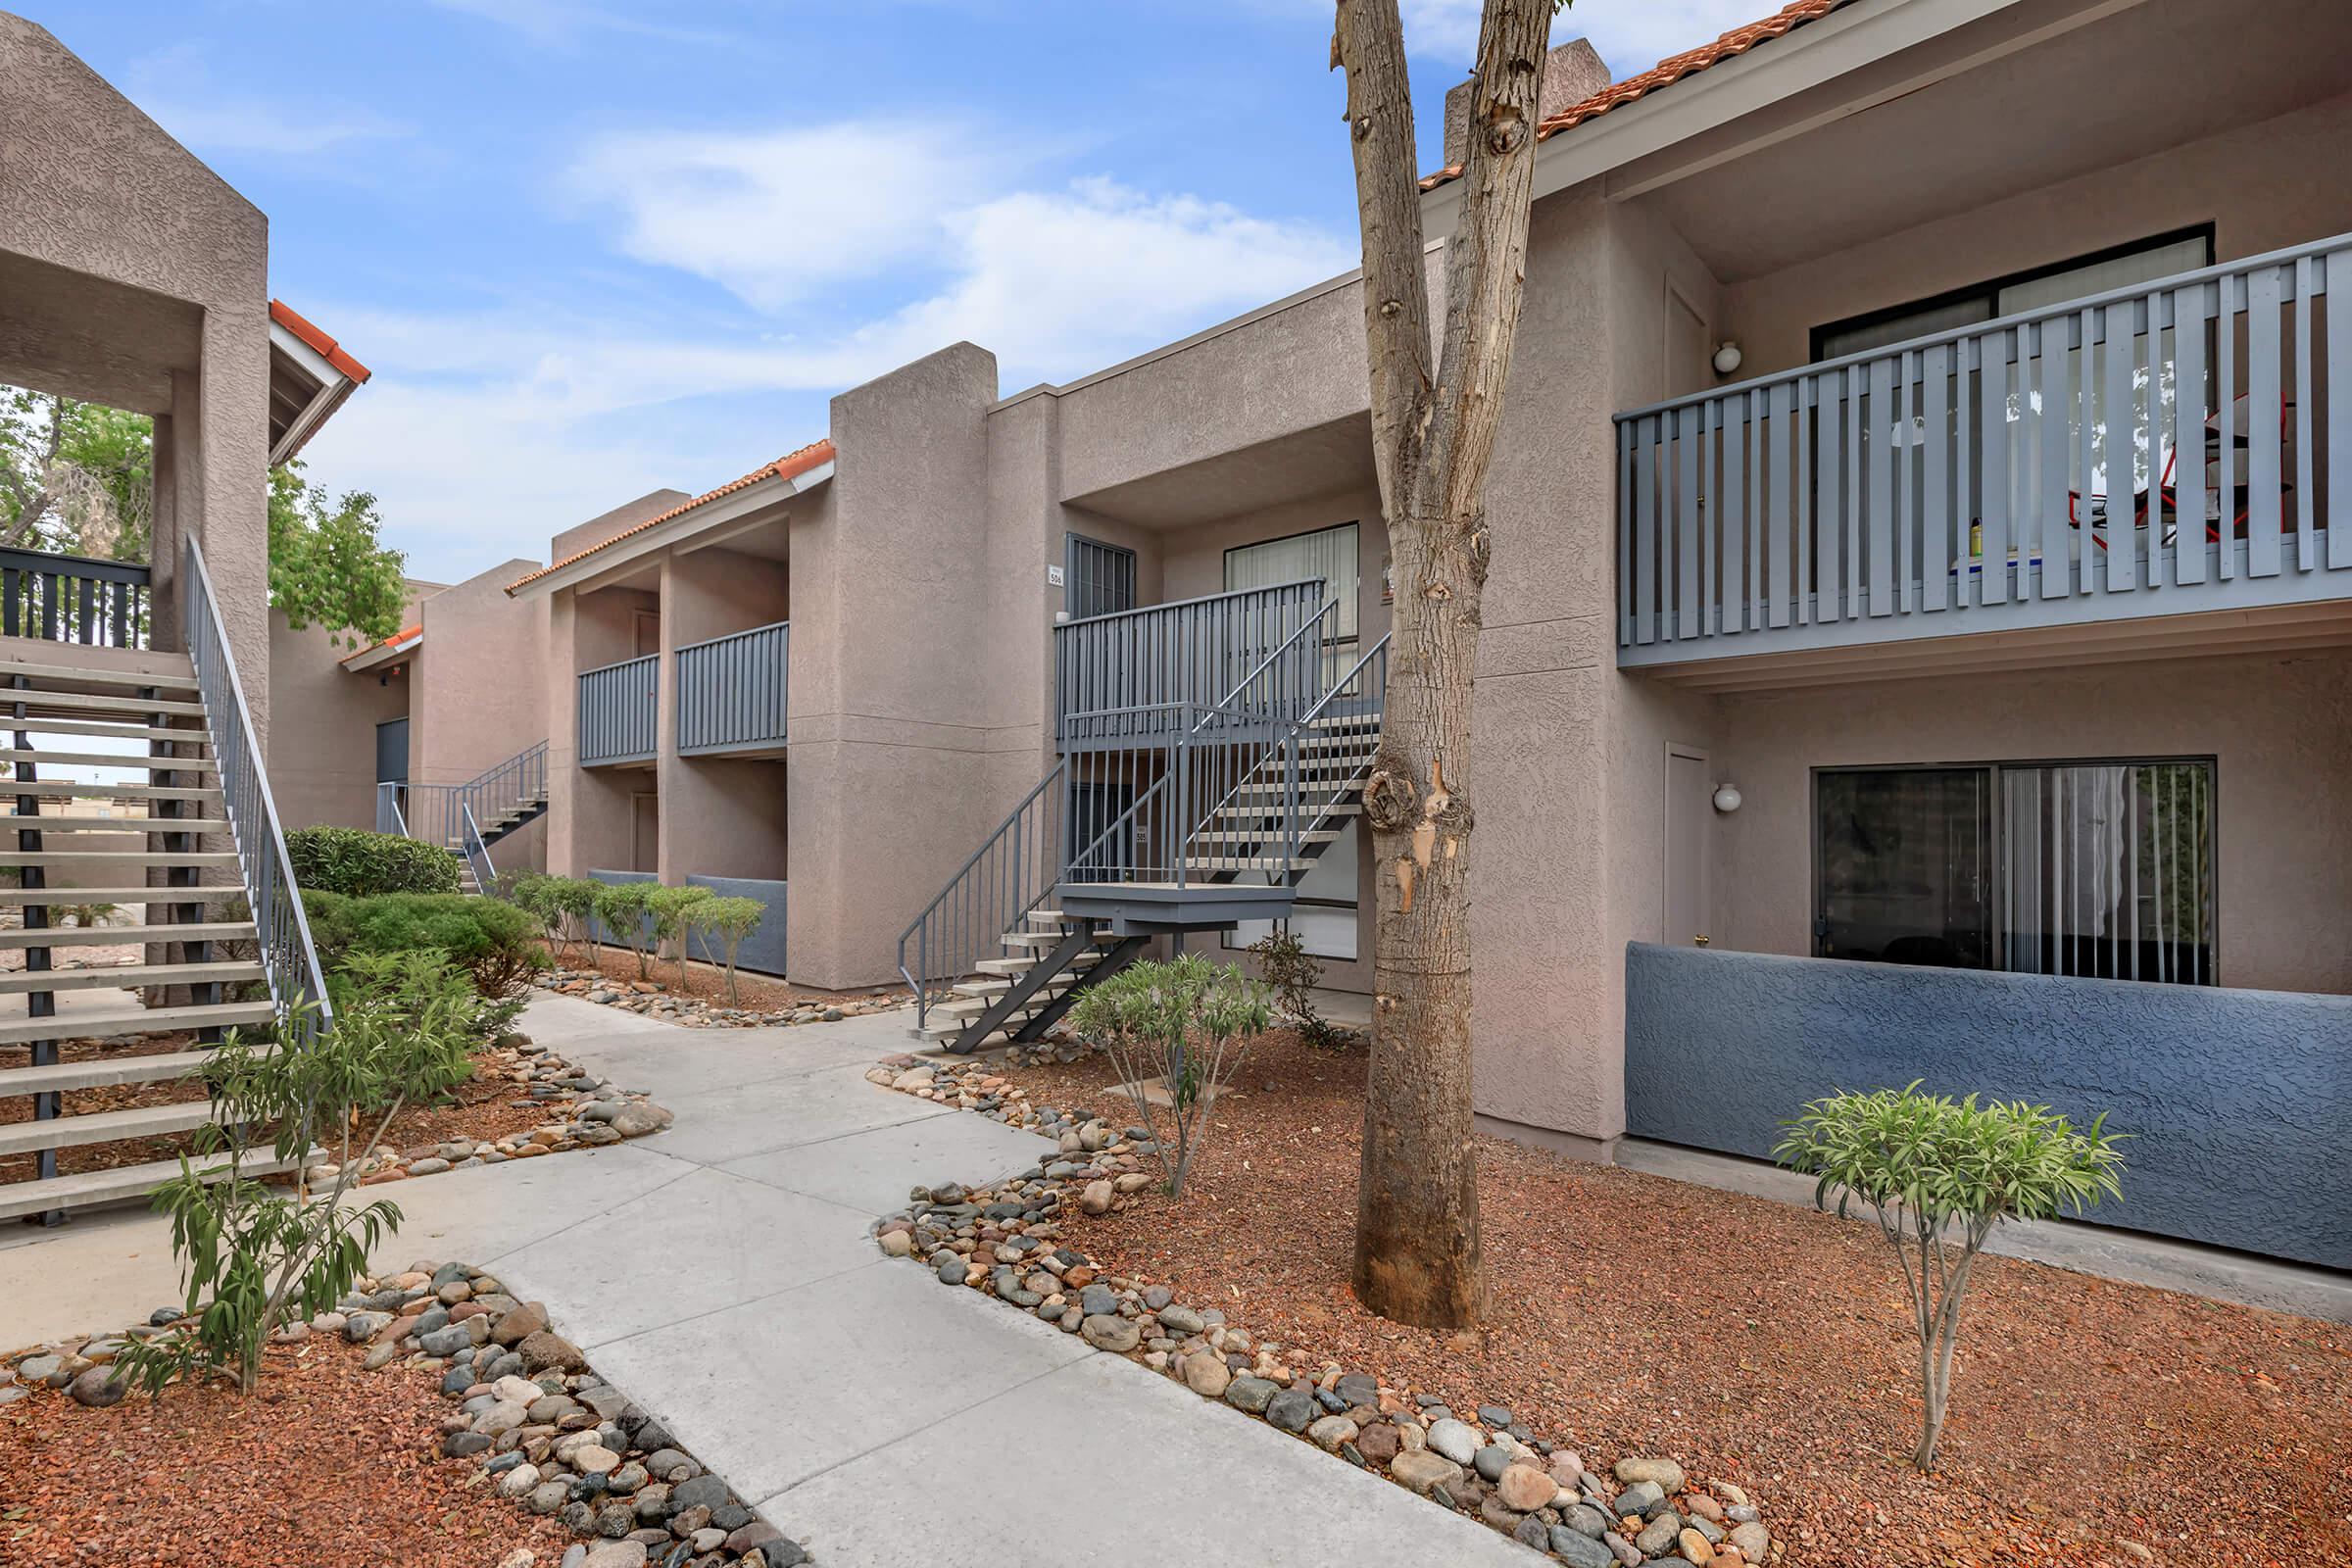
[374,717,409,785]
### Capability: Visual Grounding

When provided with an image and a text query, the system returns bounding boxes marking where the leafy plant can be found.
[1247,926,1349,1051]
[687,895,764,1005]
[1066,955,1270,1200]
[644,884,715,986]
[303,890,545,1032]
[591,880,656,978]
[505,871,571,959]
[286,825,460,898]
[1775,1084,2127,1470]
[113,953,477,1396]
[268,460,408,649]
[61,900,118,928]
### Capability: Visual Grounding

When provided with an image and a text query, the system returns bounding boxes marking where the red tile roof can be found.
[1419,0,1854,191]
[504,439,835,596]
[340,621,421,665]
[270,299,372,383]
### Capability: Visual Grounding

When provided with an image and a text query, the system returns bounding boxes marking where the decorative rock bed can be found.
[321,1035,676,1189]
[868,1054,1776,1567]
[6,1262,806,1568]
[536,970,904,1030]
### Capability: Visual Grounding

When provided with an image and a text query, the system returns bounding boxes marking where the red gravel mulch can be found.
[1006,1029,2352,1568]
[537,947,875,1011]
[0,1337,564,1568]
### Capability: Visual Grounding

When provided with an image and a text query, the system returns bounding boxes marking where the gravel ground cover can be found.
[973,1029,2352,1567]
[533,955,900,1028]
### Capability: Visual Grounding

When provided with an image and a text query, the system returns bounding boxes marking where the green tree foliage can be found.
[2,386,404,645]
[302,890,545,1033]
[269,460,407,648]
[1067,955,1270,1199]
[591,880,657,978]
[643,884,715,985]
[1246,926,1348,1051]
[686,895,764,1005]
[1776,1085,2127,1469]
[286,825,461,897]
[113,954,478,1396]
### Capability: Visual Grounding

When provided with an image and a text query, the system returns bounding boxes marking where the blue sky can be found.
[40,0,1756,584]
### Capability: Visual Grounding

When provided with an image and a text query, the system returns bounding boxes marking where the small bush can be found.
[287,826,460,897]
[644,884,716,983]
[1775,1084,2126,1470]
[1247,927,1349,1051]
[1068,955,1269,1200]
[305,890,544,1031]
[687,895,765,1006]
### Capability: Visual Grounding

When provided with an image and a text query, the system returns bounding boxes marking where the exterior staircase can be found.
[900,584,1384,1054]
[0,538,332,1223]
[378,740,549,896]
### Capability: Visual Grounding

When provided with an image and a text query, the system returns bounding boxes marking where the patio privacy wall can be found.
[1623,943,2352,1269]
[685,873,786,978]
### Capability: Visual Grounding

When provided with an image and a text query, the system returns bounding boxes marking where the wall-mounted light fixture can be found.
[1711,782,1742,814]
[1712,341,1743,377]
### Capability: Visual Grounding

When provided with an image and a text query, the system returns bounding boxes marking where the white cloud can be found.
[124,47,409,156]
[296,152,1353,580]
[566,123,1005,311]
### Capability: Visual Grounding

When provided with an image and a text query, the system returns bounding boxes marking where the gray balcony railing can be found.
[578,654,658,766]
[382,739,548,853]
[1054,579,1327,747]
[0,548,150,649]
[676,619,788,756]
[1616,234,2351,667]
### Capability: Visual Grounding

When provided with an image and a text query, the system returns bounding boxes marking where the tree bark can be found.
[1333,0,1553,1329]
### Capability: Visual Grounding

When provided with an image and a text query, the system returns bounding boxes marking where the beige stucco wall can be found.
[0,15,271,723]
[266,601,425,832]
[1705,649,2352,997]
[658,540,789,886]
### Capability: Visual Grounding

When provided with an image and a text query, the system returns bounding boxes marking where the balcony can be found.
[675,619,788,759]
[1054,579,1329,749]
[577,654,658,767]
[1615,236,2350,683]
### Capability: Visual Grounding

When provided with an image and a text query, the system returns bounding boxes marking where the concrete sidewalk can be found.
[0,992,1532,1568]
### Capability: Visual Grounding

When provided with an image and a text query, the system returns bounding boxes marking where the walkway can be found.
[0,992,1532,1568]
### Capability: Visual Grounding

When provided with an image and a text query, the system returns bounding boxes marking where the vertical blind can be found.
[2000,761,2215,984]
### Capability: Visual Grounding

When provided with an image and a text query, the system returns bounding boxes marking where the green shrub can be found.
[304,890,543,1030]
[1776,1084,2126,1470]
[1067,955,1270,1200]
[644,884,715,984]
[687,895,765,1005]
[592,880,656,977]
[1246,927,1349,1051]
[286,825,460,897]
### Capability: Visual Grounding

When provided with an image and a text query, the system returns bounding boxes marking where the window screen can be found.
[1064,534,1137,621]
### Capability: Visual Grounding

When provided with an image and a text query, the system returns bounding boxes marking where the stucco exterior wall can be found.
[1713,91,2352,383]
[658,542,788,888]
[1705,648,2352,996]
[267,605,422,832]
[0,14,271,725]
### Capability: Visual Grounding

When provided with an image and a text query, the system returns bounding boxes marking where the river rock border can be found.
[320,1034,676,1190]
[868,1054,1776,1568]
[4,1262,808,1568]
[536,969,904,1031]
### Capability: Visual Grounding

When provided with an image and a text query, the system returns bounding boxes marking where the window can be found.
[1812,228,2214,363]
[1064,534,1137,620]
[1815,760,2216,985]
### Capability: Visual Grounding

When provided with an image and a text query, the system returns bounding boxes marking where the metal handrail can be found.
[460,800,495,895]
[0,546,152,649]
[182,534,334,1045]
[672,616,789,656]
[896,760,1067,1027]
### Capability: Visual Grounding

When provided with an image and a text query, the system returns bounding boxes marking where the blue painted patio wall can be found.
[685,875,787,978]
[1624,943,2352,1269]
[584,868,655,949]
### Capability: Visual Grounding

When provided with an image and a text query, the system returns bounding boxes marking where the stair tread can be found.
[0,921,254,949]
[0,1042,257,1096]
[1191,830,1341,844]
[0,656,196,690]
[0,1099,224,1157]
[0,886,245,906]
[0,1147,304,1222]
[4,780,222,801]
[0,959,263,994]
[0,750,217,771]
[0,999,273,1046]
[1,718,209,744]
[0,690,206,718]
[1,852,238,866]
[1,816,230,831]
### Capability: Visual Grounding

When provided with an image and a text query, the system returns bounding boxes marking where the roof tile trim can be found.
[503,438,834,596]
[269,299,372,383]
[1418,0,1854,190]
[340,622,421,665]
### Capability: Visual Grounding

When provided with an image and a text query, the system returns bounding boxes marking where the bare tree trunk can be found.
[1333,0,1554,1330]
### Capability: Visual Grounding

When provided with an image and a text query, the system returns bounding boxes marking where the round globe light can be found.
[1711,783,1742,814]
[1712,341,1743,376]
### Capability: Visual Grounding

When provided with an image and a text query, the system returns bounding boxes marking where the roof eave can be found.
[505,464,830,601]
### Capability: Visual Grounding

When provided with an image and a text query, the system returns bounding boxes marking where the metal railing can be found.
[0,548,150,649]
[182,535,332,1048]
[1065,602,1347,888]
[1616,233,2352,666]
[459,801,495,893]
[377,739,548,852]
[1054,579,1327,747]
[676,619,788,756]
[897,760,1065,1032]
[578,654,659,766]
